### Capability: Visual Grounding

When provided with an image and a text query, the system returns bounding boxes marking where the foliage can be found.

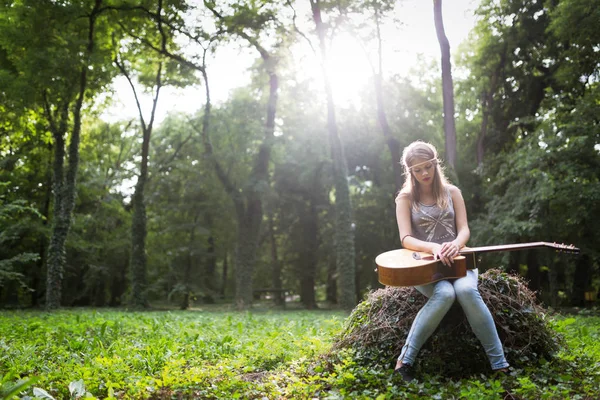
[143,114,236,305]
[0,189,42,293]
[455,0,600,307]
[0,309,598,399]
[0,309,345,399]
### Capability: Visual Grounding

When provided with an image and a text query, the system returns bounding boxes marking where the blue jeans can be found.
[397,269,509,370]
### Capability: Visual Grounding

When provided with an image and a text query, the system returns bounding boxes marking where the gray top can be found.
[410,191,457,244]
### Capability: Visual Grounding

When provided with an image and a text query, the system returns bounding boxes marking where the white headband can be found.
[408,158,437,170]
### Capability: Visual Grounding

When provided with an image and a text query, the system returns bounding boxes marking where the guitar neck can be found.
[460,242,551,255]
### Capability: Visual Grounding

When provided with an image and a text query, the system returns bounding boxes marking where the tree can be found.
[203,0,285,309]
[433,0,457,170]
[113,54,164,308]
[345,0,403,192]
[0,0,117,309]
[309,0,357,309]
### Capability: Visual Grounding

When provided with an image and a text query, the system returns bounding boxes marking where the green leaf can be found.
[1,376,38,400]
[32,387,56,400]
[68,380,86,398]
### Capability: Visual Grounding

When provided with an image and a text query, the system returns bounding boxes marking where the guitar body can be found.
[376,249,468,287]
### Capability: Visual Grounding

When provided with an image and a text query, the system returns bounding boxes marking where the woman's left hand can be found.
[439,241,460,261]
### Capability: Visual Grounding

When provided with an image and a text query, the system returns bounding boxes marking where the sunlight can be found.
[101,0,478,120]
[324,32,375,108]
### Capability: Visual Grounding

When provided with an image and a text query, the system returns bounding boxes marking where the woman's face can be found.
[410,158,436,186]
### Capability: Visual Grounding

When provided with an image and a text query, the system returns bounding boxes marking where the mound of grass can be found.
[332,269,562,377]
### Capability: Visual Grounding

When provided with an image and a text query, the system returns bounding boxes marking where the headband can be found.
[408,158,437,170]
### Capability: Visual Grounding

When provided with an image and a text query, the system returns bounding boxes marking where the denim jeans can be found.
[397,269,509,370]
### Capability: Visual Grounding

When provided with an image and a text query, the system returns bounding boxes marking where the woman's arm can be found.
[439,185,471,260]
[395,193,437,254]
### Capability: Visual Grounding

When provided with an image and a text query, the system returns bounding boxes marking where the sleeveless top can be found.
[410,190,457,245]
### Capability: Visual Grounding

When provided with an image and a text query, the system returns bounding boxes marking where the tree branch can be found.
[154,129,195,174]
[285,0,316,55]
[113,47,148,133]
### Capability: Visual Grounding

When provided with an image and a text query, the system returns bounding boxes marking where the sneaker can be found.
[393,363,416,383]
[493,367,510,376]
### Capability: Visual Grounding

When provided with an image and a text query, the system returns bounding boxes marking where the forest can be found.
[1,0,599,312]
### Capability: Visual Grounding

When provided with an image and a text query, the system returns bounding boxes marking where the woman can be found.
[393,141,509,382]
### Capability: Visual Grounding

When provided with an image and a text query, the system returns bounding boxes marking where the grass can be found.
[0,306,598,399]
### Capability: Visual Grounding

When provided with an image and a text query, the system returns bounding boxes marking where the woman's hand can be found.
[431,242,461,267]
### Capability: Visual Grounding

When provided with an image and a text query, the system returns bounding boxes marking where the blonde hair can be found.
[397,141,449,210]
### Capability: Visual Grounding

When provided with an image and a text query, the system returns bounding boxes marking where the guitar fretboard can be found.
[460,242,579,255]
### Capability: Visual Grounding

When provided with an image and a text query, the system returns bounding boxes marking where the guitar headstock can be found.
[545,242,580,254]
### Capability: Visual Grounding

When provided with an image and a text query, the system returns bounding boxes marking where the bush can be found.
[332,269,562,377]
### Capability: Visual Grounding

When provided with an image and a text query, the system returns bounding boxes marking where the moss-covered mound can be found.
[332,269,562,377]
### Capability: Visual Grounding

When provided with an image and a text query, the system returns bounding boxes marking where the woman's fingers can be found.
[440,242,458,259]
[440,247,450,259]
[433,243,457,267]
[434,251,445,265]
[438,243,458,266]
[437,251,452,267]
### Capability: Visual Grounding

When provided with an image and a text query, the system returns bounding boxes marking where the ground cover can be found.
[0,307,598,399]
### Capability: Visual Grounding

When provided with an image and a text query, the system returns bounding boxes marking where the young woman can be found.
[393,141,509,382]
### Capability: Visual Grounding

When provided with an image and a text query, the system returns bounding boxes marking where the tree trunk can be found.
[130,179,149,308]
[571,254,591,307]
[204,235,217,304]
[234,219,260,308]
[232,73,277,309]
[45,124,79,310]
[44,104,69,309]
[116,56,163,309]
[181,214,198,310]
[33,149,53,307]
[221,252,228,298]
[477,89,489,167]
[310,0,357,310]
[200,64,222,304]
[547,260,559,308]
[326,257,337,304]
[109,258,127,307]
[45,0,102,310]
[268,213,284,306]
[477,48,506,166]
[373,5,402,192]
[507,252,519,275]
[204,1,280,310]
[525,250,541,294]
[433,0,457,170]
[299,200,318,309]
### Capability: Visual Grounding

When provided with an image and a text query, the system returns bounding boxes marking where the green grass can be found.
[0,308,598,399]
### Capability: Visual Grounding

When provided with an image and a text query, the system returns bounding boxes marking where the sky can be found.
[101,0,480,125]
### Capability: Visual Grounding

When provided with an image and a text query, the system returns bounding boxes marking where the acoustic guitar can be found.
[375,242,580,287]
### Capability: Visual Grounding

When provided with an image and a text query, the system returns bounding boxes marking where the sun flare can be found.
[324,33,375,108]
